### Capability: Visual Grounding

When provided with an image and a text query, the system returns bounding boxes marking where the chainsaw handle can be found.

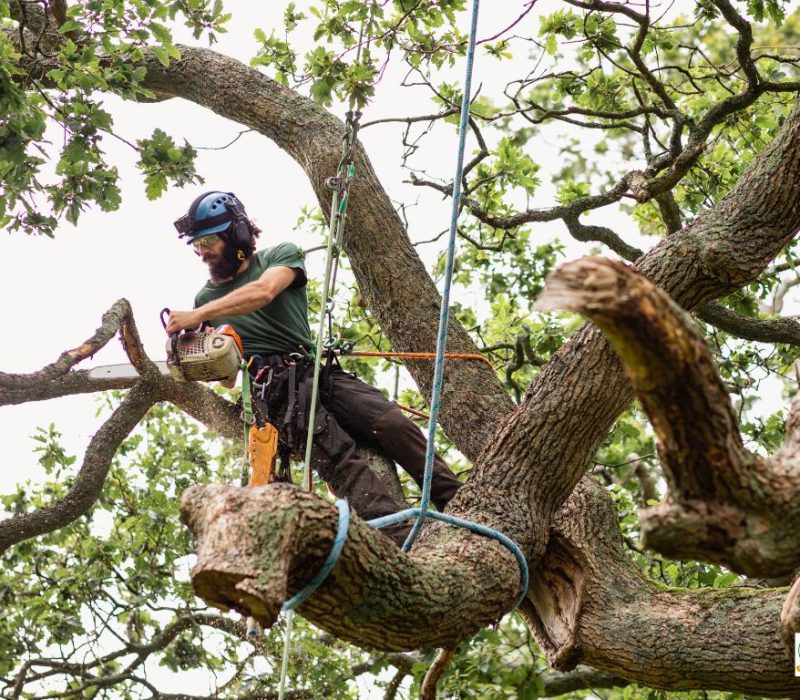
[160,307,206,335]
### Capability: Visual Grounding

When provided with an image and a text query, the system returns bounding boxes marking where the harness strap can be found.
[283,363,297,443]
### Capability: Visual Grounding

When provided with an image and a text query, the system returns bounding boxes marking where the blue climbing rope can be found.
[282,499,350,611]
[368,0,529,604]
[369,508,529,609]
[401,0,479,550]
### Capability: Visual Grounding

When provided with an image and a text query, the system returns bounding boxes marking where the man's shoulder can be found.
[258,242,305,267]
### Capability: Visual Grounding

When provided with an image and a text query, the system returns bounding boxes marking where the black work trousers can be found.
[254,362,462,546]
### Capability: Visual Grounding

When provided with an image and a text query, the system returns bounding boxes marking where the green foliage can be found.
[137,128,202,199]
[0,0,226,233]
[0,398,367,697]
[4,1,800,697]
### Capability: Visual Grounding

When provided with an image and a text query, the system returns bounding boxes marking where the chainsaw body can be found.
[166,324,243,382]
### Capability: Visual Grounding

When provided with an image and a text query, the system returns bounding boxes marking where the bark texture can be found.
[538,256,800,576]
[156,51,800,673]
[7,24,800,691]
[521,479,798,696]
[181,484,522,651]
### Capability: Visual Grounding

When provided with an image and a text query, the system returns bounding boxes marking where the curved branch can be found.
[563,215,643,262]
[419,648,456,700]
[0,378,161,554]
[696,301,800,345]
[0,299,139,390]
[537,257,800,576]
[181,484,527,652]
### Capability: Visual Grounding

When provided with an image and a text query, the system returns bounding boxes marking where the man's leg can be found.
[369,407,461,511]
[309,403,412,547]
[253,369,411,546]
[323,369,462,511]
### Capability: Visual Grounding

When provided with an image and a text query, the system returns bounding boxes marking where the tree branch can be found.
[696,301,800,345]
[520,479,794,695]
[181,484,527,652]
[537,256,800,576]
[419,648,456,700]
[0,377,160,554]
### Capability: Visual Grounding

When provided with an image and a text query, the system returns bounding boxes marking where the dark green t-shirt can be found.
[194,243,313,357]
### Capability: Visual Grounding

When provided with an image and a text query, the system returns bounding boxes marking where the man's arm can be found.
[166,266,299,333]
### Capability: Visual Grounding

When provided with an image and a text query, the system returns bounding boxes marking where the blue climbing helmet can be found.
[173,191,251,246]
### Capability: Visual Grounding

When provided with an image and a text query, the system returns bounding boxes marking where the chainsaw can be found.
[87,308,244,382]
[160,309,244,382]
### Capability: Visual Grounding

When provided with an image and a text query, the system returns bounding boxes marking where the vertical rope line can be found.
[277,610,294,699]
[279,100,360,700]
[402,0,481,551]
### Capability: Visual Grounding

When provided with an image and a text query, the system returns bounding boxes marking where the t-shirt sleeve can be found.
[263,243,307,288]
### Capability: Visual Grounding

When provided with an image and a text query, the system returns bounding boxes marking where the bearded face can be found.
[199,237,244,283]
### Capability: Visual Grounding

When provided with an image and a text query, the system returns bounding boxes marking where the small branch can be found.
[361,108,459,129]
[563,215,643,262]
[0,299,138,390]
[540,666,629,696]
[654,192,683,234]
[382,668,406,700]
[419,648,456,700]
[0,378,161,554]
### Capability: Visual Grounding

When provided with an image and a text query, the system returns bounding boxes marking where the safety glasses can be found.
[191,234,222,251]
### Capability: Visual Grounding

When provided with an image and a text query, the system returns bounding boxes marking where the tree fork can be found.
[521,479,796,696]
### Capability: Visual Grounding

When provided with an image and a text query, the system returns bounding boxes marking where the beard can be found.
[206,242,243,283]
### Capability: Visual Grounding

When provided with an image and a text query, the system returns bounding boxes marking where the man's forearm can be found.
[197,282,274,321]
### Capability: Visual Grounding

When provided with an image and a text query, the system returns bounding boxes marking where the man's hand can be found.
[166,309,203,334]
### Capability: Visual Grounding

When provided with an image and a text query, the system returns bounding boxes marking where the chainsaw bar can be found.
[87,361,170,380]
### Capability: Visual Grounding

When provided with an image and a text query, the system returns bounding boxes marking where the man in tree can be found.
[165,190,462,545]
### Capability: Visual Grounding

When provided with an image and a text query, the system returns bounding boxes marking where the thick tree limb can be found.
[537,256,800,576]
[696,301,800,345]
[180,484,526,652]
[521,479,796,695]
